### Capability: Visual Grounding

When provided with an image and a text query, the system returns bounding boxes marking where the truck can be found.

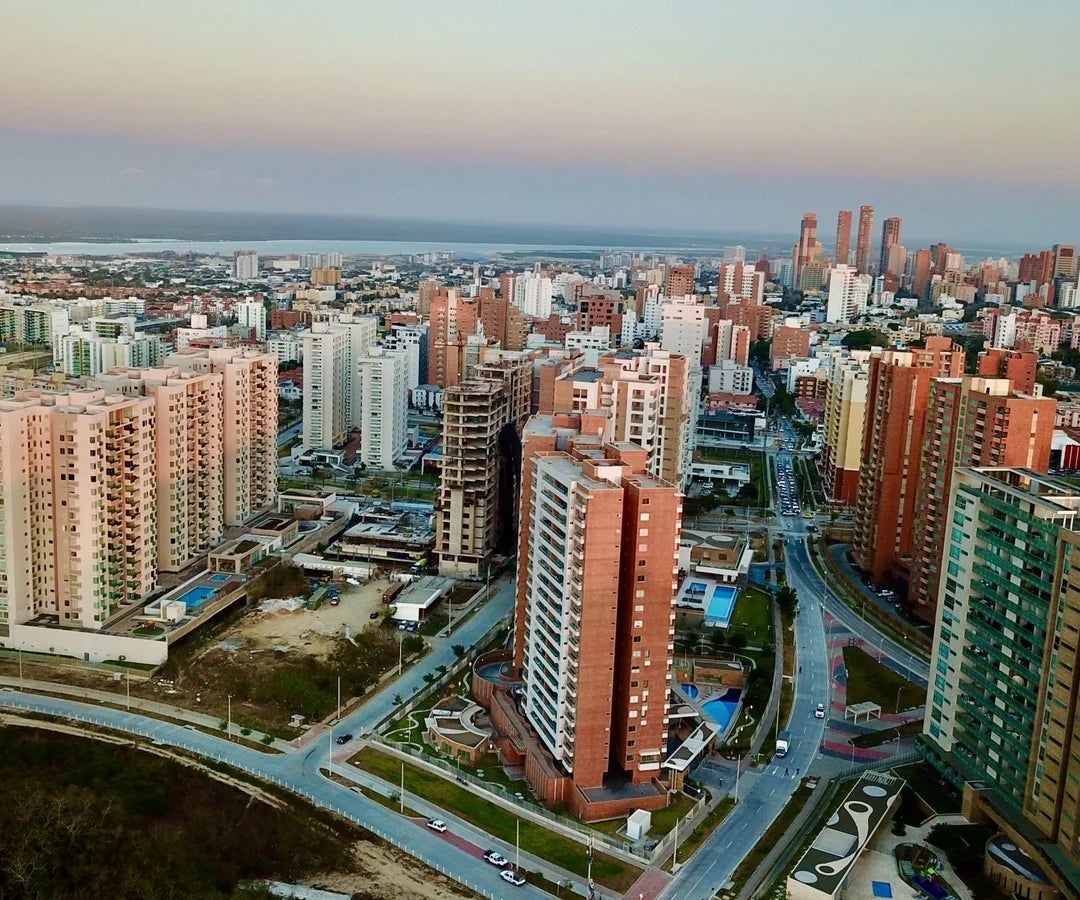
[775,730,791,758]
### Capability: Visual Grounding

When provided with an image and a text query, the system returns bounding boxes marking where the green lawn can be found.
[730,587,773,645]
[592,793,694,839]
[350,749,640,892]
[693,447,768,508]
[842,645,926,712]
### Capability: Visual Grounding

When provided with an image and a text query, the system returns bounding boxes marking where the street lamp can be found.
[227,694,233,740]
[895,685,903,715]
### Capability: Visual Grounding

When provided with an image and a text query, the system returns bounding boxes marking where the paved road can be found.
[659,516,830,899]
[0,578,572,900]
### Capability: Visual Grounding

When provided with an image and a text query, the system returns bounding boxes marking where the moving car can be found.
[426,819,447,832]
[483,850,509,867]
[335,733,353,744]
[500,870,526,887]
[815,703,826,719]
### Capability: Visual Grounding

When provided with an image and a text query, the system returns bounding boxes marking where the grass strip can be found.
[351,748,640,892]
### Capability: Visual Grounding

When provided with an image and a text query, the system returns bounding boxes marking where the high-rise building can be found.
[660,298,708,366]
[855,205,874,274]
[716,262,764,305]
[355,348,409,470]
[473,350,534,432]
[512,418,681,819]
[0,390,157,631]
[878,216,902,275]
[233,250,259,281]
[428,289,478,388]
[512,271,554,319]
[166,347,279,526]
[547,346,693,487]
[912,248,933,298]
[300,317,379,451]
[977,347,1039,394]
[794,212,819,288]
[852,339,966,585]
[436,379,514,577]
[835,210,853,267]
[825,265,871,323]
[664,263,696,298]
[770,325,811,371]
[94,367,225,573]
[907,377,1055,621]
[923,468,1080,898]
[821,350,875,506]
[1053,244,1077,280]
[236,300,267,341]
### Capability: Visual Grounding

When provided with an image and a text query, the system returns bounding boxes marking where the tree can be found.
[841,329,889,350]
[777,585,798,613]
[749,340,771,364]
[727,630,747,651]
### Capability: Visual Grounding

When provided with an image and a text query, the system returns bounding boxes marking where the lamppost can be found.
[895,685,903,715]
[227,694,232,740]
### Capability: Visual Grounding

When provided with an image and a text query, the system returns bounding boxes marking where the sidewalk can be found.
[0,675,294,751]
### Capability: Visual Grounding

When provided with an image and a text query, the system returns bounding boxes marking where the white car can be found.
[815,703,826,719]
[426,818,447,832]
[483,850,509,867]
[500,870,526,887]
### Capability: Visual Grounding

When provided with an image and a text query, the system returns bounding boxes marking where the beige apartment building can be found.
[821,349,875,506]
[166,347,278,525]
[0,390,157,631]
[95,367,225,572]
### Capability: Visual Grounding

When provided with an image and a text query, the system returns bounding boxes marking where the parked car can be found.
[483,850,509,867]
[815,704,826,719]
[500,870,526,886]
[369,611,381,620]
[426,819,447,833]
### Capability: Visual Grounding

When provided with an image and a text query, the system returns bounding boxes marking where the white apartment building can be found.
[300,316,379,452]
[236,300,267,340]
[826,265,871,324]
[355,348,408,470]
[565,325,613,365]
[267,332,303,364]
[708,360,754,395]
[176,313,229,350]
[233,249,259,280]
[57,330,164,377]
[513,272,554,319]
[660,299,708,367]
[717,262,764,303]
[381,324,427,391]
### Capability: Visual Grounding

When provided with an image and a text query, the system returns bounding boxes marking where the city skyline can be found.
[1,1,1078,243]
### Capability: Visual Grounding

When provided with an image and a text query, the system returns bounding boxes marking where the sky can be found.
[1,0,1078,245]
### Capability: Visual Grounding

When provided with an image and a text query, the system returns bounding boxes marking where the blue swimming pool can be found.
[704,585,738,627]
[688,581,707,595]
[702,691,740,730]
[684,683,700,699]
[177,586,216,609]
[209,573,231,583]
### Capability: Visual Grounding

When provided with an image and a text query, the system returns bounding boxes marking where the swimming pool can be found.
[704,585,738,627]
[208,573,231,583]
[684,683,700,699]
[688,581,707,595]
[702,691,740,730]
[176,586,216,609]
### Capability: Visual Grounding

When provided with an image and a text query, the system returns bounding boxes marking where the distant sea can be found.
[0,205,1033,260]
[0,237,747,260]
